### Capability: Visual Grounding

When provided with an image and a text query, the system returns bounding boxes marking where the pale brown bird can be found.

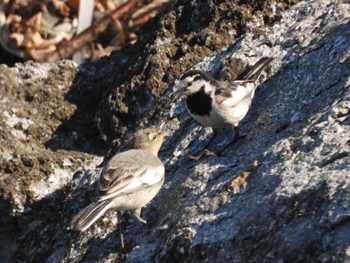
[69,126,167,232]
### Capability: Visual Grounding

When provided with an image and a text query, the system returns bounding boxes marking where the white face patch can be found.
[182,78,214,96]
[177,75,197,93]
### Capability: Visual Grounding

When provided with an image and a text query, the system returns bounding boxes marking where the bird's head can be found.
[174,70,216,98]
[133,125,168,155]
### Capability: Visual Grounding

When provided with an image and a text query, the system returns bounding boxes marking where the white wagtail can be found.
[69,126,167,232]
[175,57,273,156]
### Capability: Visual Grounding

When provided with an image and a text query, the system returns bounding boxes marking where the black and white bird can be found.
[69,126,167,233]
[175,57,273,153]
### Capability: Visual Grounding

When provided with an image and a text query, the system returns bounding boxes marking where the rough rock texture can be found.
[0,61,104,262]
[1,0,350,262]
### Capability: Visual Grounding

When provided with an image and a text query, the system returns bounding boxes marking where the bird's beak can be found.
[158,122,169,138]
[169,79,184,102]
[170,89,182,102]
[159,132,168,139]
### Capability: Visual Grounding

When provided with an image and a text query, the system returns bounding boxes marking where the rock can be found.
[1,0,349,262]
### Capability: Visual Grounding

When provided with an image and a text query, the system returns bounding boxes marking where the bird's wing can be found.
[98,150,164,201]
[215,80,256,107]
[239,57,273,80]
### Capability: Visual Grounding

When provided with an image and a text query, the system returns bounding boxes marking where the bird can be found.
[69,126,167,232]
[175,57,273,157]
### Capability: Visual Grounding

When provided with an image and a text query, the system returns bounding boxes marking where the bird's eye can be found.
[184,81,192,90]
[193,75,201,81]
[149,133,157,141]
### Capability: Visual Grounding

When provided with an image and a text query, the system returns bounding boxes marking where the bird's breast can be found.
[185,89,212,116]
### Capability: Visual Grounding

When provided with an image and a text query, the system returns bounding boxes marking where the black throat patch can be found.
[186,85,212,116]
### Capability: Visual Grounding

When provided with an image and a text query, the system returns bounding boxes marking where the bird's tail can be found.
[240,57,274,80]
[69,200,113,232]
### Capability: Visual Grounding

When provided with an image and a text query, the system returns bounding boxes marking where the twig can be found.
[129,0,171,27]
[34,0,139,62]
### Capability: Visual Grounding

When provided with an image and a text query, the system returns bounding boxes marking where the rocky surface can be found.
[0,60,104,262]
[1,0,350,262]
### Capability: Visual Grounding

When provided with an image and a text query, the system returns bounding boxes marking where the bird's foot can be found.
[215,131,244,155]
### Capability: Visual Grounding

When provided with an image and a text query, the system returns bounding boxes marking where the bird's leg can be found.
[215,126,241,155]
[117,211,125,250]
[232,126,240,142]
[134,208,147,224]
[189,129,218,160]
